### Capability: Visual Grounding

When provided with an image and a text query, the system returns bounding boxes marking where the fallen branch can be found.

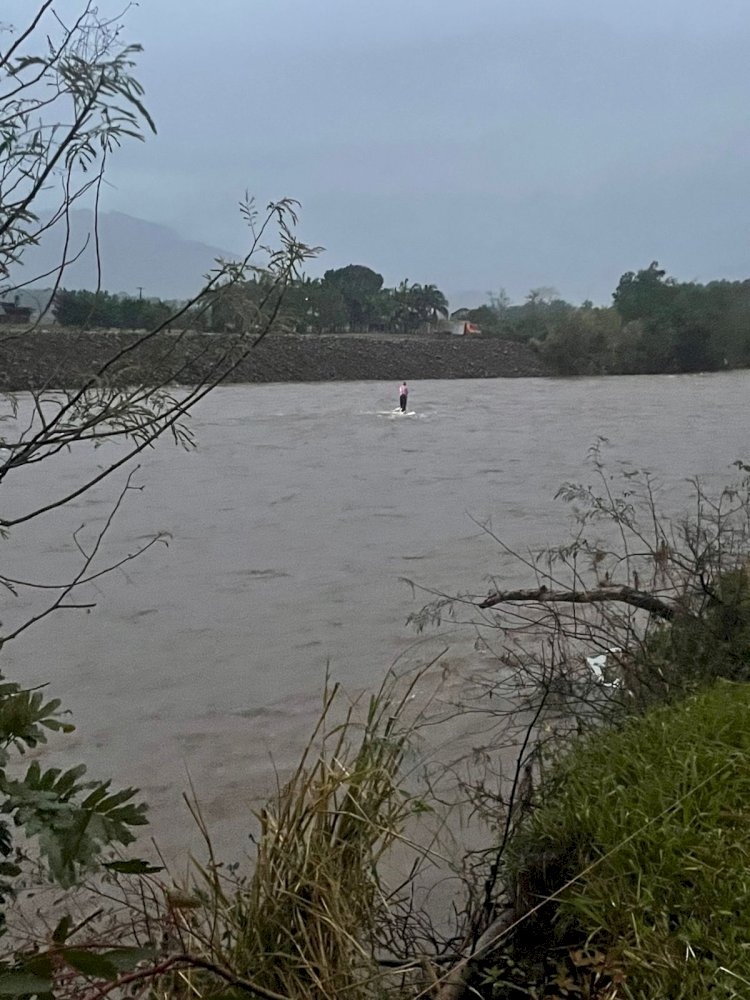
[478,585,677,621]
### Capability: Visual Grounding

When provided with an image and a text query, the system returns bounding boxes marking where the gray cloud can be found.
[8,0,750,305]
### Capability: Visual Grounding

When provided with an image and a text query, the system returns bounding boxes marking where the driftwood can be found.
[478,585,677,621]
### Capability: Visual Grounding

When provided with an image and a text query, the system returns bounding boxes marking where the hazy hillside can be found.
[6,208,499,315]
[10,210,238,300]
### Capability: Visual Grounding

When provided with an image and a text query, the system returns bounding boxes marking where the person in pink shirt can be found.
[398,381,408,412]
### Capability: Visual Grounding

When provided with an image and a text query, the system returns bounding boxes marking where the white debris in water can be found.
[585,648,623,688]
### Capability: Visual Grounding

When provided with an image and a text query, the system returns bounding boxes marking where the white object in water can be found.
[585,648,623,688]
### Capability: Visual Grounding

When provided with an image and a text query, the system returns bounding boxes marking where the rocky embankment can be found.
[0,329,550,390]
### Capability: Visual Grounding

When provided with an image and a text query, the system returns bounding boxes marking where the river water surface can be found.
[2,373,748,858]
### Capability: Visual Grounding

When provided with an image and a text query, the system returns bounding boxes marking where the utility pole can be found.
[137,286,143,300]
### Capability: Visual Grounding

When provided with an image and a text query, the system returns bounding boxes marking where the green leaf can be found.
[94,787,142,812]
[60,949,119,980]
[51,765,87,796]
[36,768,60,792]
[99,947,156,971]
[51,915,71,944]
[80,784,110,810]
[20,955,53,980]
[103,859,163,875]
[0,971,53,995]
[39,720,75,734]
[24,763,40,787]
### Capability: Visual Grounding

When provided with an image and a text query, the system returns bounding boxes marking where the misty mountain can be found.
[12,210,238,300]
[7,208,524,315]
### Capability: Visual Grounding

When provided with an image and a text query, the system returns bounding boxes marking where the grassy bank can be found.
[497,680,750,999]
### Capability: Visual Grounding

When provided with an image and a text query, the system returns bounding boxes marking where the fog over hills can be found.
[13,210,237,301]
[8,209,503,315]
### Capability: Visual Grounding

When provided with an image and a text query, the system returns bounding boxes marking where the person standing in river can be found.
[398,381,408,412]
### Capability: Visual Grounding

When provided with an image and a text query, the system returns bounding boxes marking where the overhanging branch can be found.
[478,585,678,621]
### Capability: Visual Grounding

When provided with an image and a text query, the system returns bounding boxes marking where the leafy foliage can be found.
[502,681,750,999]
[207,268,452,334]
[321,264,384,330]
[0,673,147,912]
[1,2,156,294]
[408,446,750,996]
[0,1,313,975]
[52,289,173,330]
[544,262,750,374]
[0,940,158,997]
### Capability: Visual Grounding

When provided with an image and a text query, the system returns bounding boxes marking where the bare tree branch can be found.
[478,585,678,621]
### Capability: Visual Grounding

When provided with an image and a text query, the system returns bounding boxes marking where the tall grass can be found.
[158,671,429,1000]
[503,680,750,998]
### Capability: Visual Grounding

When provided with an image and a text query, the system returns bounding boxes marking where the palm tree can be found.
[419,284,449,321]
[388,281,449,332]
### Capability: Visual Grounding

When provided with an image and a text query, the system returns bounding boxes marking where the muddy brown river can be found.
[1,373,748,860]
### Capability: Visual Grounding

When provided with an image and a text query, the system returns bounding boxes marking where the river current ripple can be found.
[1,373,748,857]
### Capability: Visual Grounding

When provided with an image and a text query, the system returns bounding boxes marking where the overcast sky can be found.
[10,0,750,305]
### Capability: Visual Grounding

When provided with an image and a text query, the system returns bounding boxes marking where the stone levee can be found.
[0,330,551,390]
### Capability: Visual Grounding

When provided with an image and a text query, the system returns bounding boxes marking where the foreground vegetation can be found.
[499,680,750,999]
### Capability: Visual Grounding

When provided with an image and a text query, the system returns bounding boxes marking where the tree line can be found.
[463,262,750,375]
[51,266,451,334]
[52,288,176,330]
[206,264,452,335]
[52,261,750,376]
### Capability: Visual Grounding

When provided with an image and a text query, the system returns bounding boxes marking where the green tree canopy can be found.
[321,264,384,329]
[612,261,678,323]
[53,289,173,329]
